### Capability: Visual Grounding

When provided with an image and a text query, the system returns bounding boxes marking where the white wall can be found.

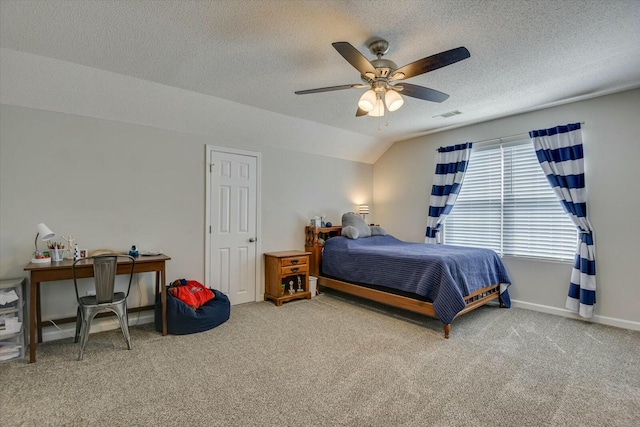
[0,105,372,340]
[2,47,637,339]
[0,48,389,164]
[374,88,640,328]
[0,49,376,340]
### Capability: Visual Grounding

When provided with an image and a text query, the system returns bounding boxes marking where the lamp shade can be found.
[368,98,385,117]
[37,223,55,241]
[357,90,376,112]
[32,223,55,263]
[358,205,370,215]
[385,89,404,111]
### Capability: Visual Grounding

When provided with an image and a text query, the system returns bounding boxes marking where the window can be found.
[443,138,577,261]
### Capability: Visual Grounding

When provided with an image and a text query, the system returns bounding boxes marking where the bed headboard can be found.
[304,226,342,276]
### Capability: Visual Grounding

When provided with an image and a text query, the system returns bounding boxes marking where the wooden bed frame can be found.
[305,226,503,338]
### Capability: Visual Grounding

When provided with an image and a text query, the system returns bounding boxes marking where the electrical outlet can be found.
[86,290,96,296]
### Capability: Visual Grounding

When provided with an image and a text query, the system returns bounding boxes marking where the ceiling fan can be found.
[295,39,470,117]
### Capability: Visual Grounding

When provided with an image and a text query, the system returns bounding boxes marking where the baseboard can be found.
[510,299,640,332]
[42,311,155,342]
[40,299,639,341]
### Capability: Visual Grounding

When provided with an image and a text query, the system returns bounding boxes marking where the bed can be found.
[305,223,511,338]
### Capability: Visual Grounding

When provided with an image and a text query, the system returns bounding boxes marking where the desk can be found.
[24,254,170,363]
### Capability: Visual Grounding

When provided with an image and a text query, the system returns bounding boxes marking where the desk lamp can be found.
[32,223,55,263]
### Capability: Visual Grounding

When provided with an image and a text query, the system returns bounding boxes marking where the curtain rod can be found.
[471,121,586,146]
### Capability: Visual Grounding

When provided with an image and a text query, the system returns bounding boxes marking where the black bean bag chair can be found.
[154,288,230,335]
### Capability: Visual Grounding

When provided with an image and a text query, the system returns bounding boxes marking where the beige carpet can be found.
[1,290,639,427]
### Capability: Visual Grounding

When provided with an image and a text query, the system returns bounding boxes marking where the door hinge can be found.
[209,164,213,173]
[209,225,212,233]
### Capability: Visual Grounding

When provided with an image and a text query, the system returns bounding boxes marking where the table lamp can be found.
[32,222,55,263]
[359,204,369,221]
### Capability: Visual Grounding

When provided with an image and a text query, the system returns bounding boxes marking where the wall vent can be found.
[433,110,462,118]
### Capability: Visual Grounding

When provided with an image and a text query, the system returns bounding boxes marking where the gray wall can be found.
[374,88,640,327]
[0,49,379,341]
[2,46,638,338]
[0,104,373,339]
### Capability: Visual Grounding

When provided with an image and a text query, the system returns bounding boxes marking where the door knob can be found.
[249,237,257,242]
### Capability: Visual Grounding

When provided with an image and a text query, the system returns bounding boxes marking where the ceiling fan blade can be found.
[356,107,369,117]
[394,83,449,103]
[295,84,367,95]
[332,42,377,76]
[391,47,470,80]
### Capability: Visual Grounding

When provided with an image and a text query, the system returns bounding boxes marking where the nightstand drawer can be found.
[281,256,307,267]
[280,264,308,275]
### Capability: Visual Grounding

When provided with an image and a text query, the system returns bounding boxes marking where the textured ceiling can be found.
[1,0,639,145]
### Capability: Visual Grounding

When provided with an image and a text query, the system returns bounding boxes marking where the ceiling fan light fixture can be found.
[368,96,385,117]
[385,89,404,112]
[358,89,376,112]
[296,41,471,119]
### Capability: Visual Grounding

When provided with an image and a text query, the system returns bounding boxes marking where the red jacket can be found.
[170,280,214,309]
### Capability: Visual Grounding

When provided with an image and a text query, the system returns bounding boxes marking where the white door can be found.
[206,147,259,305]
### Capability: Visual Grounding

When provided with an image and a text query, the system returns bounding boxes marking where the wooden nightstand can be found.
[264,251,311,306]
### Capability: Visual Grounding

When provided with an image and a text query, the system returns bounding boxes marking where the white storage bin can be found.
[309,276,318,297]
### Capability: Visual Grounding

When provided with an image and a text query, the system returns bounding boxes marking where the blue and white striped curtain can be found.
[529,123,596,318]
[425,142,472,244]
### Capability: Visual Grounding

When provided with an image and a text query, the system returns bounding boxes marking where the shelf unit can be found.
[264,251,311,306]
[0,277,27,363]
[304,226,342,276]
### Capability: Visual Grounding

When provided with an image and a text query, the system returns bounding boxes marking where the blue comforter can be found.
[322,235,511,324]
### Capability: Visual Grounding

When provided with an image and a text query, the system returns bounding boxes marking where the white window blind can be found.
[444,139,577,261]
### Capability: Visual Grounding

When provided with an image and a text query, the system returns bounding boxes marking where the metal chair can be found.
[72,254,136,360]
